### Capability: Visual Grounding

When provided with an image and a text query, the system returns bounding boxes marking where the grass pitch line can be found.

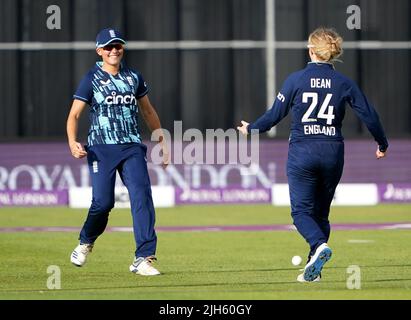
[347,239,375,243]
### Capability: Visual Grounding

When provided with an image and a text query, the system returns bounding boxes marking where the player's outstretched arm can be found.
[66,99,88,159]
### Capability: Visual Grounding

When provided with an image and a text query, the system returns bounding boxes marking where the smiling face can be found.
[96,42,124,68]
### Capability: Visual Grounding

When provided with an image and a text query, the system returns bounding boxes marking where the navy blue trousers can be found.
[79,143,157,258]
[287,141,344,258]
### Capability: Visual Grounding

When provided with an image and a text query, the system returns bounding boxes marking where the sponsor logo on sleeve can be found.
[277,92,285,102]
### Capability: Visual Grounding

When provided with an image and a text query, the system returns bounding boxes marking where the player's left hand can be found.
[376,148,386,159]
[237,120,249,136]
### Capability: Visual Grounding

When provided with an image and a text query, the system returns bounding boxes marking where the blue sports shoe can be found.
[303,243,332,281]
[297,272,321,282]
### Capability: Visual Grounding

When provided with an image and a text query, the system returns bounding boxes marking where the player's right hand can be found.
[69,141,87,159]
[237,120,249,136]
[162,144,170,169]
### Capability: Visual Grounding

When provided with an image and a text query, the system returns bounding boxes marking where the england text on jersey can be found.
[304,125,336,136]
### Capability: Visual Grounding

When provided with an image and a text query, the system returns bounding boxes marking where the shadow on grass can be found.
[2,277,411,294]
[1,263,410,294]
[163,263,411,275]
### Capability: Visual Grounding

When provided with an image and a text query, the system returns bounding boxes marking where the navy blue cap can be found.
[95,28,126,48]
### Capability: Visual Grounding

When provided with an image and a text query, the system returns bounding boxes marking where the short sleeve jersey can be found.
[73,62,148,146]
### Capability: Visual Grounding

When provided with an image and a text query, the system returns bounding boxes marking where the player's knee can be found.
[291,209,315,223]
[90,198,115,214]
[129,185,152,199]
[291,210,307,219]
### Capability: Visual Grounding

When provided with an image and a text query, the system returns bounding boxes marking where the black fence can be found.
[0,0,410,141]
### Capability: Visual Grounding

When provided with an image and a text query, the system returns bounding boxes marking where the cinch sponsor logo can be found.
[105,92,136,105]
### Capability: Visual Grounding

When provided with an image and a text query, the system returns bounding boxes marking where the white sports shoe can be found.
[70,243,93,267]
[129,256,160,276]
[303,243,332,281]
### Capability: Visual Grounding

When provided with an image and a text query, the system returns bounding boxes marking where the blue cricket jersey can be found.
[248,62,388,150]
[73,62,148,146]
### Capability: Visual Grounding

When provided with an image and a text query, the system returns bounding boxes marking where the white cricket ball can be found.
[292,255,302,266]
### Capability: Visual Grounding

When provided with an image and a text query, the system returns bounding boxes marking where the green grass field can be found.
[1,204,411,300]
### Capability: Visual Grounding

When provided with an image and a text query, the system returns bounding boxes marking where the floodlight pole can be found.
[265,0,276,137]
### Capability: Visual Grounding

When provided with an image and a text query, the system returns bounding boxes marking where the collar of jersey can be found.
[307,61,335,69]
[96,61,124,76]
